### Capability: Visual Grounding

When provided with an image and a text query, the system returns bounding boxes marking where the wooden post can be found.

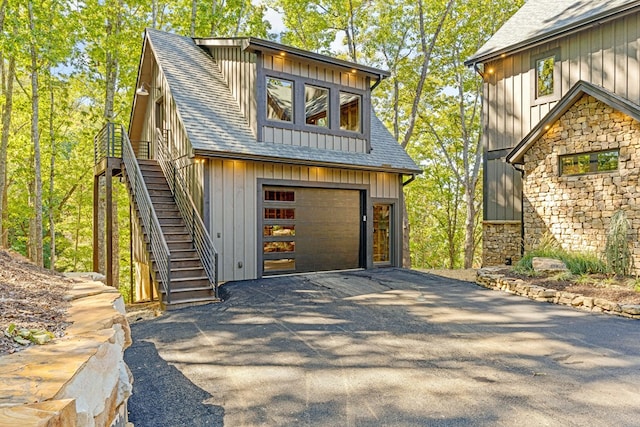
[93,174,100,273]
[106,166,113,288]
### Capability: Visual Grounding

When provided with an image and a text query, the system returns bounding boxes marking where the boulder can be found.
[532,257,569,273]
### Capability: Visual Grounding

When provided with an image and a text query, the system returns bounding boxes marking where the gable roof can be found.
[465,0,640,66]
[506,81,640,164]
[133,29,420,175]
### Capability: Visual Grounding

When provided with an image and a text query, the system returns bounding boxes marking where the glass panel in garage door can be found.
[263,190,296,273]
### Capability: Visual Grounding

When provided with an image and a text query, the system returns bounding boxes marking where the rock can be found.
[594,298,621,312]
[532,257,569,273]
[621,305,640,315]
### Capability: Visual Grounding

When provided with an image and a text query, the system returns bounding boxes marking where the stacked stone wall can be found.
[482,221,522,266]
[523,93,640,273]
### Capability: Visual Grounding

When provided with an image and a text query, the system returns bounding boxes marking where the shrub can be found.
[515,234,608,276]
[605,210,632,276]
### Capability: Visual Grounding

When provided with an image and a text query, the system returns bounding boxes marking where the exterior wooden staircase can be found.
[138,159,217,306]
[94,123,219,309]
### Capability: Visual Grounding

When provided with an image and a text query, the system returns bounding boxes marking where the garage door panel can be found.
[262,186,362,275]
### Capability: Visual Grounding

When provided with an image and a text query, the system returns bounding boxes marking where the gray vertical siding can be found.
[206,159,401,282]
[484,12,640,221]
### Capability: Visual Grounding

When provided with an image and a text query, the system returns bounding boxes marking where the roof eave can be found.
[465,2,640,67]
[191,148,421,175]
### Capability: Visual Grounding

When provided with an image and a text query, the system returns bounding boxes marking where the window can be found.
[266,77,293,122]
[264,190,295,202]
[373,204,391,263]
[536,56,555,97]
[305,85,329,127]
[340,92,361,132]
[560,150,619,176]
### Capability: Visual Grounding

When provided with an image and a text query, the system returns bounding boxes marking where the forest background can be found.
[0,0,522,300]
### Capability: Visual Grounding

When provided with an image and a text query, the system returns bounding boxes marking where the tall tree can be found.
[0,0,15,248]
[28,0,44,266]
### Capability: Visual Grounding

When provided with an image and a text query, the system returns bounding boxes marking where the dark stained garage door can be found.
[262,186,363,275]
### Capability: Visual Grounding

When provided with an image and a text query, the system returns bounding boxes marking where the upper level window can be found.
[536,56,555,98]
[340,92,361,132]
[266,77,293,122]
[305,85,329,127]
[560,150,619,176]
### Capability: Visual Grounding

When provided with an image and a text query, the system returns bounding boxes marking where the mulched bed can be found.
[0,250,73,355]
[493,268,640,305]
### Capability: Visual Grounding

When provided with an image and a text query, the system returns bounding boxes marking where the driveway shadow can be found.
[125,339,224,427]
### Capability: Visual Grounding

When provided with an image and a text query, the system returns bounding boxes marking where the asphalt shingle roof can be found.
[466,0,640,65]
[146,29,421,174]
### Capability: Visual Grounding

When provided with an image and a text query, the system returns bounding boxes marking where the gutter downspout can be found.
[402,174,416,187]
[513,163,525,257]
[371,74,385,91]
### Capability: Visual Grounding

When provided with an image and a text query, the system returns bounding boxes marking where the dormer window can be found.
[340,92,361,132]
[266,77,293,122]
[263,73,367,138]
[305,85,329,127]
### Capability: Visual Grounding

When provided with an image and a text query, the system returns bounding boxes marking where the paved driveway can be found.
[124,268,640,426]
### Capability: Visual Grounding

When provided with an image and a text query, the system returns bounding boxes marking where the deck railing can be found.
[94,123,124,164]
[98,123,173,303]
[155,128,218,298]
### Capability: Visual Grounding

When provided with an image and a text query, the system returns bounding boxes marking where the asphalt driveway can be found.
[124,268,640,426]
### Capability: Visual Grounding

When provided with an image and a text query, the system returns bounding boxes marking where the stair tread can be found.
[171,276,209,282]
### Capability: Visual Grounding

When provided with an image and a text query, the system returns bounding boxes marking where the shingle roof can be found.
[145,29,421,174]
[466,0,640,65]
[506,81,640,164]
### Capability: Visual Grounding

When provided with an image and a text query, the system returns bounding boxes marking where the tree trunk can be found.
[48,78,55,270]
[0,54,14,249]
[29,1,44,267]
[190,0,197,37]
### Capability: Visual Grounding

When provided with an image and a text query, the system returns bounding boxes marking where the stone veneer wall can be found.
[482,221,522,266]
[523,93,640,273]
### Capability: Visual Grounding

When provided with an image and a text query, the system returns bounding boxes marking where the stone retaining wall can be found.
[0,279,133,426]
[477,268,640,319]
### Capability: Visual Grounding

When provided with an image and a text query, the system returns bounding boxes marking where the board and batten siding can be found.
[484,11,640,220]
[206,158,401,282]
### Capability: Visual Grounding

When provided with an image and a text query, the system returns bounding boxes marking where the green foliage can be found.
[4,323,54,346]
[605,210,632,276]
[515,236,608,276]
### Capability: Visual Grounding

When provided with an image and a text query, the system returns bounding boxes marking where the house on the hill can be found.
[108,29,419,305]
[465,0,640,271]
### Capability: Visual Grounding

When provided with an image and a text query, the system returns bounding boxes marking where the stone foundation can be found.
[482,221,522,266]
[523,93,640,274]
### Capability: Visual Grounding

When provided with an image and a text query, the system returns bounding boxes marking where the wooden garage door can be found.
[262,186,362,275]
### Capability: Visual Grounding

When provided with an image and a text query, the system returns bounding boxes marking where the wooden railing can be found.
[155,128,219,298]
[100,123,173,303]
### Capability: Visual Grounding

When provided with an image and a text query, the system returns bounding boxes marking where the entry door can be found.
[262,186,363,275]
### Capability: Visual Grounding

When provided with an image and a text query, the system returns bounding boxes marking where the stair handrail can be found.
[116,124,173,303]
[155,128,218,298]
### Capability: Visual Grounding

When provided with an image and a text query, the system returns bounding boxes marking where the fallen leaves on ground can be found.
[0,250,72,355]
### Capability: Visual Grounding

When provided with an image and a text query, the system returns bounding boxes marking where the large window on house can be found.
[266,77,293,122]
[560,150,619,176]
[305,85,329,127]
[340,92,361,132]
[263,72,367,137]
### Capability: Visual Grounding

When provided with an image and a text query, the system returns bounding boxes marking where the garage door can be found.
[262,186,363,275]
